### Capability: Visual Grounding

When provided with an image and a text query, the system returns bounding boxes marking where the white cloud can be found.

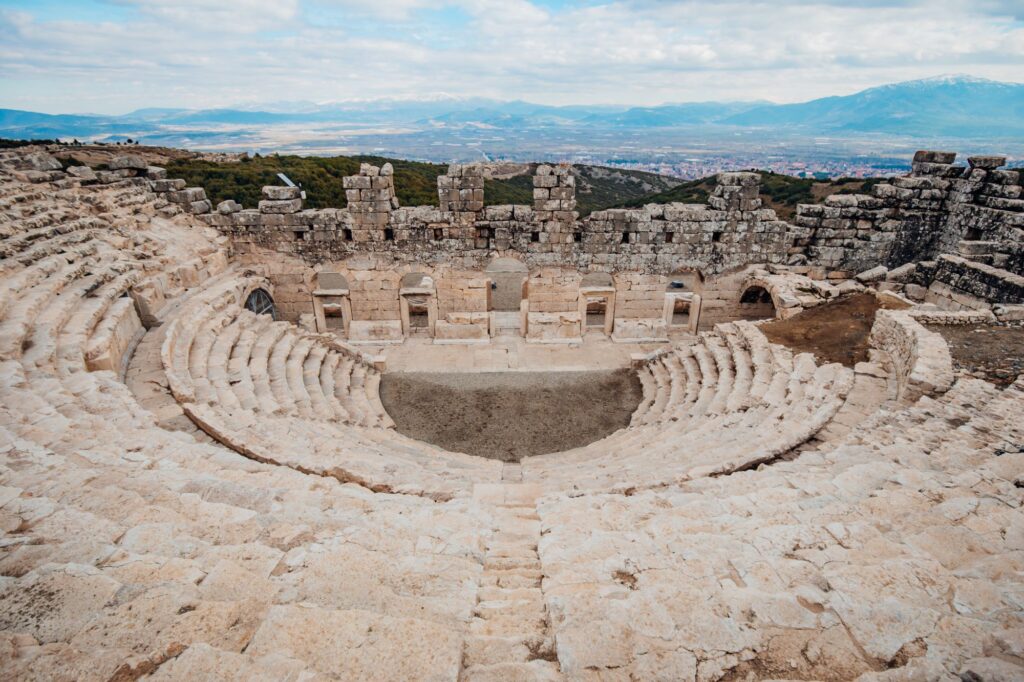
[0,0,1021,113]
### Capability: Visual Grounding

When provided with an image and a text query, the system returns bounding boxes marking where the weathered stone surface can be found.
[108,154,148,170]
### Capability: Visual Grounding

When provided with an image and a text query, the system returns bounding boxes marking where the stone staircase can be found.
[464,482,562,681]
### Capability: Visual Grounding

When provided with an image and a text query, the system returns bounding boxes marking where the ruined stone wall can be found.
[795,152,1023,276]
[199,164,799,277]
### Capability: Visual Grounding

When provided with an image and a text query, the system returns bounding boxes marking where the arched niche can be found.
[244,288,277,320]
[737,284,777,320]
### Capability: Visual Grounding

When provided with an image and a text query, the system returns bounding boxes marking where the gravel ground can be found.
[760,293,908,367]
[379,369,642,461]
[924,322,1024,387]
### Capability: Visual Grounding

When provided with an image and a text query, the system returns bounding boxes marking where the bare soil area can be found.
[379,370,642,461]
[924,323,1024,387]
[760,293,908,367]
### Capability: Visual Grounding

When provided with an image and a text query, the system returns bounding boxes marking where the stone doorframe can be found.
[399,286,438,337]
[663,291,701,334]
[311,287,352,336]
[579,285,616,335]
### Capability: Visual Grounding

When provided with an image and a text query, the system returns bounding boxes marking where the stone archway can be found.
[244,288,277,319]
[738,284,777,320]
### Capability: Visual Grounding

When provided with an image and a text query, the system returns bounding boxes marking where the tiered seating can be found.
[522,321,855,493]
[2,149,1020,681]
[0,164,485,681]
[536,376,1024,680]
[158,273,501,501]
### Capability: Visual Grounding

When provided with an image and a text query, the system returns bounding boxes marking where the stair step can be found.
[470,614,549,637]
[462,660,562,682]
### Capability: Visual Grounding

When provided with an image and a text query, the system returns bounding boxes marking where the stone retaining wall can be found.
[869,309,954,403]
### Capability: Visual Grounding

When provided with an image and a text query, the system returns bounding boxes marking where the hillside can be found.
[148,154,681,214]
[611,172,886,219]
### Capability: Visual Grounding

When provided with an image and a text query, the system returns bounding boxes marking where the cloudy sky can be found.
[1,0,1022,114]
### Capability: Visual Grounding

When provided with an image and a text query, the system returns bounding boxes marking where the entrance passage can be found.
[486,258,528,313]
[379,370,642,461]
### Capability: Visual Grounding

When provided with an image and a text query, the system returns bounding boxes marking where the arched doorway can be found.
[485,258,528,337]
[738,285,776,320]
[244,288,277,319]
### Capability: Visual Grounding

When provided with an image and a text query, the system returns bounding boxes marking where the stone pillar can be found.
[343,163,398,233]
[437,164,484,215]
[708,172,761,212]
[532,164,576,222]
[910,150,960,178]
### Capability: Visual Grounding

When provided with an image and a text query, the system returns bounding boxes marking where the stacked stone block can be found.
[796,150,1024,276]
[437,164,484,214]
[344,163,398,235]
[259,185,303,214]
[708,172,762,211]
[532,164,576,226]
[613,273,665,320]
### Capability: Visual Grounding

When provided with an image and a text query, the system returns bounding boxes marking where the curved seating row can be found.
[522,320,855,492]
[0,165,486,681]
[157,274,501,500]
[535,375,1024,679]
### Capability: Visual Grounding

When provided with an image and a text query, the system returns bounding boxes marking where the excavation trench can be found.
[379,369,643,462]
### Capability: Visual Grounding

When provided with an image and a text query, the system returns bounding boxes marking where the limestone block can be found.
[24,151,63,171]
[66,166,97,182]
[913,150,957,164]
[259,199,302,214]
[262,185,301,201]
[152,178,186,192]
[854,265,888,283]
[217,200,242,215]
[108,154,148,170]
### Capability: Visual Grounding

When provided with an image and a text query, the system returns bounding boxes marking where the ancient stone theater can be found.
[1,145,1023,681]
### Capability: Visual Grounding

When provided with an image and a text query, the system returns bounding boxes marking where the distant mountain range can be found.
[2,75,1022,143]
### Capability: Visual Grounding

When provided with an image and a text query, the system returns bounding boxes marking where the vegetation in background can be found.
[165,154,447,209]
[610,177,714,209]
[484,172,535,207]
[611,171,887,219]
[164,154,682,215]
[0,138,61,148]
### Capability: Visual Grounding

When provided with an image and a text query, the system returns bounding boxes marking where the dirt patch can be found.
[759,293,908,367]
[924,323,1024,387]
[379,370,642,461]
